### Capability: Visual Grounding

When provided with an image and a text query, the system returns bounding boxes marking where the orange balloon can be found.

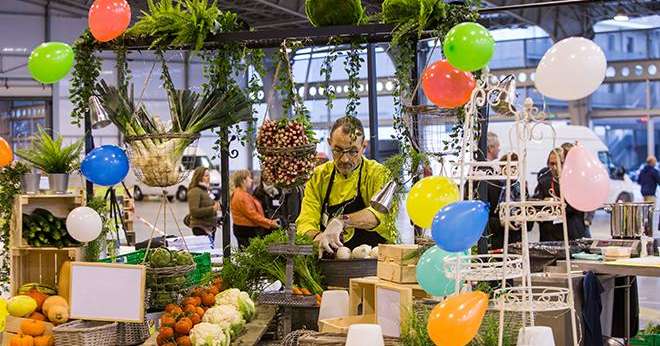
[427,291,489,346]
[0,137,13,168]
[88,0,131,42]
[422,59,476,109]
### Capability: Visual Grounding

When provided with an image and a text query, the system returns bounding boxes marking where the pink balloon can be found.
[560,145,609,211]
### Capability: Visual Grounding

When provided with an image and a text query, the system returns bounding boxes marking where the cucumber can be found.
[32,208,55,222]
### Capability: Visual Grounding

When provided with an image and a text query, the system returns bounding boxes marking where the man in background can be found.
[487,131,500,161]
[638,156,660,204]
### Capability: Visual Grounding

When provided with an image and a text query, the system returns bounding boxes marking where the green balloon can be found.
[416,246,467,297]
[443,22,495,72]
[28,42,74,84]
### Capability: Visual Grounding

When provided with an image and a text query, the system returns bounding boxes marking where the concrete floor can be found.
[131,200,660,328]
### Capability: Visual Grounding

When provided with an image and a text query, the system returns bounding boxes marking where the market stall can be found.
[0,0,656,345]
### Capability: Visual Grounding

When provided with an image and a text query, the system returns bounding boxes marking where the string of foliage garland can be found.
[84,196,111,261]
[344,40,365,118]
[0,162,29,291]
[69,31,102,127]
[320,37,342,111]
[274,40,311,121]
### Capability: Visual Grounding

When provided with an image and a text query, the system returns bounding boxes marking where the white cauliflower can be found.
[190,322,230,346]
[214,288,256,322]
[202,305,245,337]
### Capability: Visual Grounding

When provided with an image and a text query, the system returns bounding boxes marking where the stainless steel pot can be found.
[605,202,655,238]
[21,173,40,194]
[48,173,69,194]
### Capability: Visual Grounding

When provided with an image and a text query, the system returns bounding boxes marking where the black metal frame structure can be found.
[87,0,606,259]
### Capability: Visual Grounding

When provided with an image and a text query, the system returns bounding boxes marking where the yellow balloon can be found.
[0,298,7,332]
[406,176,460,229]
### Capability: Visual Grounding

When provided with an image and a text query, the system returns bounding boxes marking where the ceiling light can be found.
[613,7,629,22]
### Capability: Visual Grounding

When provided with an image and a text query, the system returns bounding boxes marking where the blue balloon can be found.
[416,246,466,297]
[81,145,129,186]
[431,200,489,252]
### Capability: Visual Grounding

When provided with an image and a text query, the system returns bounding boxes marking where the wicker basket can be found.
[146,263,196,311]
[319,258,377,288]
[124,133,200,188]
[117,319,151,346]
[257,143,317,188]
[53,320,118,346]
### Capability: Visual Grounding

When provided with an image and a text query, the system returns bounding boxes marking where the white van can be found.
[126,148,221,202]
[488,124,637,203]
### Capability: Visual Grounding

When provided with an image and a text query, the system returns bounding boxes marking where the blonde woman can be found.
[230,170,279,248]
[186,167,220,246]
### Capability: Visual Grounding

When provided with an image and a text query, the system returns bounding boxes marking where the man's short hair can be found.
[487,132,499,148]
[330,116,364,140]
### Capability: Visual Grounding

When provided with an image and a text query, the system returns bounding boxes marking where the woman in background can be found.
[230,170,279,248]
[187,167,220,247]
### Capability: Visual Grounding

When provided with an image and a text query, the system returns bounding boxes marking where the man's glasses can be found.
[332,147,360,158]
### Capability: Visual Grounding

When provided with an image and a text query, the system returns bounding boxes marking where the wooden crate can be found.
[378,244,420,265]
[319,314,376,333]
[298,332,400,346]
[10,193,84,248]
[10,247,82,295]
[377,261,417,283]
[348,276,428,316]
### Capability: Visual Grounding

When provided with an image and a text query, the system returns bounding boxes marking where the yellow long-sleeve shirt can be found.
[296,157,396,243]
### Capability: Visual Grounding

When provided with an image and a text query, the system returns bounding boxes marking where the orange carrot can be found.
[301,288,312,296]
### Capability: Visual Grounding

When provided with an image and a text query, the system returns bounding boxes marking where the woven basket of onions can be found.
[256,118,317,188]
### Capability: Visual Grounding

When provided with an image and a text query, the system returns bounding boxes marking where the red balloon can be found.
[89,0,131,42]
[422,59,476,109]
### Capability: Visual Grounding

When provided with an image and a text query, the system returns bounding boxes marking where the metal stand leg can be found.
[625,276,630,341]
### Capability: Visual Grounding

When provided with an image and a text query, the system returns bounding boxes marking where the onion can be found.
[335,247,351,260]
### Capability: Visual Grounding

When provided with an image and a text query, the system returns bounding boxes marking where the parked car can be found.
[125,148,221,202]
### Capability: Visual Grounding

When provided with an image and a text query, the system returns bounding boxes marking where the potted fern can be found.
[16,127,83,194]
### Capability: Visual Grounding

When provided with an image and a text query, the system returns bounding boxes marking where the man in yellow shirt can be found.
[296,116,396,254]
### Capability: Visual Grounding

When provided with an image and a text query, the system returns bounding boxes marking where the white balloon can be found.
[66,206,102,242]
[534,37,606,101]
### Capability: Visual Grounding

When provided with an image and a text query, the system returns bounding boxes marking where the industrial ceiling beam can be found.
[251,0,307,19]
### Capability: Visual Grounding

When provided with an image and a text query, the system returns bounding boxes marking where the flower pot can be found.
[21,173,41,194]
[48,173,70,194]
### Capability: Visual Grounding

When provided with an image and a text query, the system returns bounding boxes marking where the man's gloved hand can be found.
[314,218,344,258]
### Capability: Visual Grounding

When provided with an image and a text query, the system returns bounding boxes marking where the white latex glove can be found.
[316,218,344,257]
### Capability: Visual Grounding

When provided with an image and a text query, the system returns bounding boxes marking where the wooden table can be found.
[142,305,277,346]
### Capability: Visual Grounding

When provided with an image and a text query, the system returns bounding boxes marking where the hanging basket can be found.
[402,105,460,156]
[124,133,200,188]
[256,142,317,189]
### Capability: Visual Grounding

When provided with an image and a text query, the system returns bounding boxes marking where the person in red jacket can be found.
[230,170,279,248]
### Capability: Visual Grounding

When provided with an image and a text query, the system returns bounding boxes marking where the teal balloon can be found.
[28,42,74,84]
[416,246,465,297]
[443,22,495,72]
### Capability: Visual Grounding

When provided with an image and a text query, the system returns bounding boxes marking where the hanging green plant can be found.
[305,0,364,27]
[0,162,30,291]
[344,40,364,118]
[69,31,102,127]
[320,37,341,111]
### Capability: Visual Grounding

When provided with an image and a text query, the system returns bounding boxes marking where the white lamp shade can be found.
[346,324,385,346]
[517,326,555,346]
[317,290,349,323]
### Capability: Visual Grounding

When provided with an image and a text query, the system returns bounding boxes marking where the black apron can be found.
[320,162,386,249]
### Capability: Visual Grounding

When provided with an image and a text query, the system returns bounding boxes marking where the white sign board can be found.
[375,286,402,338]
[69,262,146,323]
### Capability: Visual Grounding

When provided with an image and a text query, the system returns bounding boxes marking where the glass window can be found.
[592,119,647,172]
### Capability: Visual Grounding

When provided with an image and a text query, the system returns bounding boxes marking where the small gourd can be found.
[20,319,45,337]
[46,305,68,325]
[33,335,54,346]
[41,296,67,316]
[10,334,34,346]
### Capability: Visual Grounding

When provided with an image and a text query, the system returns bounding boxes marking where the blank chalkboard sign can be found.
[69,262,146,323]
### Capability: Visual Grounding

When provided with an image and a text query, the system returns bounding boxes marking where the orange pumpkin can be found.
[159,326,174,339]
[164,304,178,314]
[20,319,46,337]
[194,306,204,317]
[190,288,204,298]
[201,293,215,307]
[170,306,183,315]
[207,286,219,296]
[10,334,34,346]
[181,297,198,307]
[28,312,46,321]
[189,313,201,325]
[176,335,192,346]
[160,314,176,327]
[33,335,54,346]
[183,304,196,314]
[174,318,192,335]
[212,277,223,290]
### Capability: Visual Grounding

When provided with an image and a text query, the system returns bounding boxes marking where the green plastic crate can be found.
[99,249,212,285]
[630,334,660,346]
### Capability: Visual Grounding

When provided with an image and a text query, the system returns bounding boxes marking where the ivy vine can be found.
[320,37,342,111]
[274,40,310,121]
[0,162,29,291]
[69,31,102,127]
[344,40,365,118]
